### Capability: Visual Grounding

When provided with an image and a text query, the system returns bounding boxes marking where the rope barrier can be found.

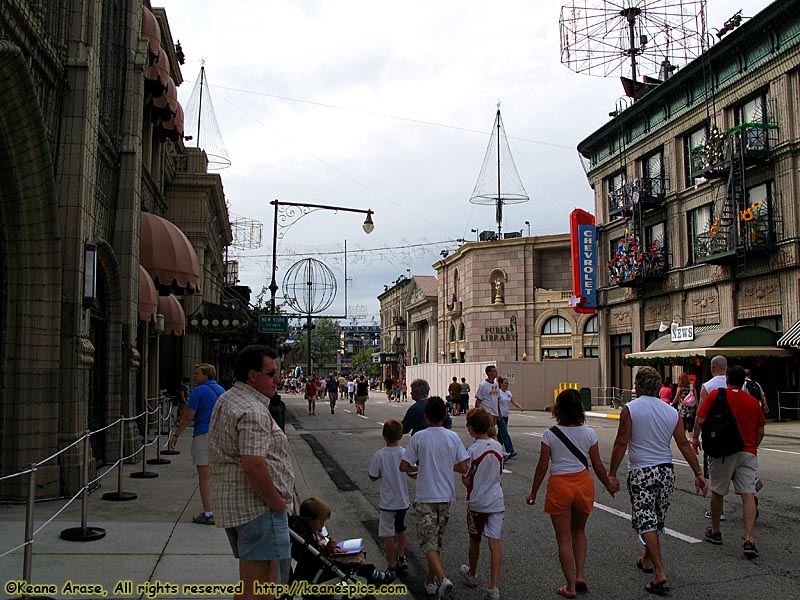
[0,539,31,559]
[33,434,87,467]
[32,487,83,537]
[0,467,33,482]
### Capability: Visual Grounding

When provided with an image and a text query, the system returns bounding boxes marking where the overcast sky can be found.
[165,0,771,322]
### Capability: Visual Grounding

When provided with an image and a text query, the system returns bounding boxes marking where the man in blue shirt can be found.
[170,362,225,524]
[401,379,452,436]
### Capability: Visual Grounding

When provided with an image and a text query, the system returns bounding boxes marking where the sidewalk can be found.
[585,404,800,438]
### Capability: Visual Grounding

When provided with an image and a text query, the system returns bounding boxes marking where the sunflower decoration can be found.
[740,207,754,221]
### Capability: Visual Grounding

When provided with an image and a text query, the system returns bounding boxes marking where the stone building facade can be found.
[432,235,599,364]
[0,1,231,498]
[577,1,800,399]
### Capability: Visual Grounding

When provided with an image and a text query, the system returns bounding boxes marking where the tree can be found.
[292,317,341,374]
[350,347,380,377]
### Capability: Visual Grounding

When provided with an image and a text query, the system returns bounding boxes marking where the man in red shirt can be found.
[692,365,765,559]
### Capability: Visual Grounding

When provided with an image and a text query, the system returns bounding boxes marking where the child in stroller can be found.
[288,497,395,598]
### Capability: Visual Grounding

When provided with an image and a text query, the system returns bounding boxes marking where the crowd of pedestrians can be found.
[171,349,767,600]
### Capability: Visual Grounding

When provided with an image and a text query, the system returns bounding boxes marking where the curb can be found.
[585,411,621,420]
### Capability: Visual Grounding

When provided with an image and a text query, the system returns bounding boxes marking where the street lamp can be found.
[524,221,531,237]
[509,315,519,361]
[269,200,375,316]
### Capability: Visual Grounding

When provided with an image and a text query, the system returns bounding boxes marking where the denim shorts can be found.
[225,511,291,561]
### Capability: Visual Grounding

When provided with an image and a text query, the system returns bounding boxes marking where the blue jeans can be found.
[498,416,515,454]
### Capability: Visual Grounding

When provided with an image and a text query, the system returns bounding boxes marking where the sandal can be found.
[575,581,588,592]
[645,581,670,595]
[556,587,577,599]
[637,558,654,574]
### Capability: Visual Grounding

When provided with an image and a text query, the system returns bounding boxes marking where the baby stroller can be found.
[287,515,386,600]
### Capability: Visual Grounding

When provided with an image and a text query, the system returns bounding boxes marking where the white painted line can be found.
[357,414,369,420]
[586,411,621,420]
[502,468,513,474]
[760,447,800,456]
[524,432,543,438]
[674,459,689,466]
[792,486,800,490]
[517,414,539,419]
[593,502,703,544]
[344,409,352,414]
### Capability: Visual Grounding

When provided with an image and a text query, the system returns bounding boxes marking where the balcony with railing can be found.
[607,232,668,287]
[690,122,778,180]
[608,176,669,218]
[694,196,779,264]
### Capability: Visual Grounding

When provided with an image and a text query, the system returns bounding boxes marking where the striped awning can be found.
[777,320,800,347]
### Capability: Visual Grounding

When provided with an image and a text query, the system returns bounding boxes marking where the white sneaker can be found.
[485,588,500,600]
[437,578,453,599]
[425,582,438,596]
[459,564,479,587]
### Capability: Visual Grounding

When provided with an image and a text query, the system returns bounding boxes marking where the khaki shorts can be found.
[191,433,209,466]
[709,452,758,496]
[414,502,450,553]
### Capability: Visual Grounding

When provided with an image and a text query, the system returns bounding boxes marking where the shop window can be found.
[610,333,632,392]
[542,348,572,359]
[543,316,572,335]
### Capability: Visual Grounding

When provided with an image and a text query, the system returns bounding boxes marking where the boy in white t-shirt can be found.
[369,419,412,574]
[401,397,469,599]
[459,408,505,600]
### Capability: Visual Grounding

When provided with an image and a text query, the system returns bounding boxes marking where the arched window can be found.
[453,269,460,301]
[543,316,572,335]
[584,315,598,334]
[450,325,457,342]
[459,324,466,340]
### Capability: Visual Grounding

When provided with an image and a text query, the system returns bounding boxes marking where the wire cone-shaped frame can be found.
[469,109,529,206]
[184,66,232,170]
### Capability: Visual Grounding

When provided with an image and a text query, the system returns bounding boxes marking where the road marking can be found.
[793,486,800,490]
[524,432,543,438]
[344,409,352,413]
[517,414,539,419]
[357,414,368,420]
[674,459,689,466]
[593,502,702,544]
[760,447,800,456]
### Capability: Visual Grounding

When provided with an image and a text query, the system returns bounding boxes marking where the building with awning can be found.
[0,3,231,500]
[576,1,800,405]
[625,326,791,366]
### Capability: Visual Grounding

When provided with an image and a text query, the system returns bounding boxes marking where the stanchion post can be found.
[102,418,137,501]
[131,405,159,479]
[60,431,106,541]
[147,400,171,465]
[22,464,36,585]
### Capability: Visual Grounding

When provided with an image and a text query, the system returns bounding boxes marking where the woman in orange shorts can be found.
[526,389,616,599]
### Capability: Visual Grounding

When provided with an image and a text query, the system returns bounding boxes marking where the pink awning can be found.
[146,46,170,91]
[138,265,158,322]
[140,212,200,294]
[141,7,161,57]
[153,77,178,118]
[158,294,186,336]
[162,102,184,141]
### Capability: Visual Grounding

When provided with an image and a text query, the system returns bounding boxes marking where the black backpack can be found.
[745,379,763,405]
[701,388,744,458]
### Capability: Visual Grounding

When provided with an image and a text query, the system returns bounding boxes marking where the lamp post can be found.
[509,315,519,361]
[268,199,375,352]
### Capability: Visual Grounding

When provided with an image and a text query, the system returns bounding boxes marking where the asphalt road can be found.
[284,392,800,599]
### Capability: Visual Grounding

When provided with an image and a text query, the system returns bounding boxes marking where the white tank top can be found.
[626,395,679,470]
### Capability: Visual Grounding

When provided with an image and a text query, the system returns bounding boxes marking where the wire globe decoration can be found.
[282,258,337,315]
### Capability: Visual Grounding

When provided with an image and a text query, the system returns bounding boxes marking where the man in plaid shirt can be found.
[210,345,294,600]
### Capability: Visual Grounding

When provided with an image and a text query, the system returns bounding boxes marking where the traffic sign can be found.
[258,315,289,334]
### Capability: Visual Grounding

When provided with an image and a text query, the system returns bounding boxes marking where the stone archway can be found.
[0,43,63,497]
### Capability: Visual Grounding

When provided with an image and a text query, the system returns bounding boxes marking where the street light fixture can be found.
[269,199,375,316]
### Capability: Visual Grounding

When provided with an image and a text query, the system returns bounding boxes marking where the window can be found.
[737,92,769,151]
[543,316,572,335]
[583,347,599,358]
[684,125,707,188]
[607,170,627,213]
[450,325,457,342]
[459,324,466,340]
[584,315,598,334]
[742,182,774,247]
[688,204,712,263]
[542,348,572,359]
[646,222,665,250]
[642,149,664,196]
[610,334,632,392]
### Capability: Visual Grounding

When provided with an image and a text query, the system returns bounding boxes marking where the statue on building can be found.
[494,278,505,304]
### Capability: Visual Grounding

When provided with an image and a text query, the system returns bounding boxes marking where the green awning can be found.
[625,325,790,365]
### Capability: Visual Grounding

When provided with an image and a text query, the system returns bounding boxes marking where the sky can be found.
[163,0,772,322]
